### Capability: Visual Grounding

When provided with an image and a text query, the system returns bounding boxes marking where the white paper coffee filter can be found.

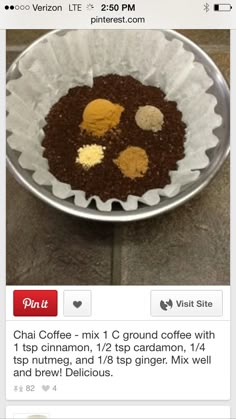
[6,30,222,211]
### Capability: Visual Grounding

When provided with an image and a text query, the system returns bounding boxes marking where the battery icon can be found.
[214,3,232,11]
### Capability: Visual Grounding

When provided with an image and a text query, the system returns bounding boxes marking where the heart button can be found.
[73,301,82,309]
[42,385,50,392]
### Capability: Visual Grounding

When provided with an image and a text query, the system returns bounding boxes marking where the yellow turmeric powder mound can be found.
[113,146,149,179]
[80,98,124,137]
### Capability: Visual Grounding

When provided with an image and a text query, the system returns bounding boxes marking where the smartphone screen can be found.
[0,1,234,418]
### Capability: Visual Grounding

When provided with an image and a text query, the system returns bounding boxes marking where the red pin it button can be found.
[13,290,58,316]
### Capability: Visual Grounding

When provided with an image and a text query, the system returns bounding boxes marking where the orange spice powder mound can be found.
[80,98,124,137]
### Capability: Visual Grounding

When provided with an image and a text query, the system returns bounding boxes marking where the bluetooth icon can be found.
[203,2,210,12]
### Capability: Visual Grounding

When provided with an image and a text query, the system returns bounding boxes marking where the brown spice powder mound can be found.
[114,146,149,179]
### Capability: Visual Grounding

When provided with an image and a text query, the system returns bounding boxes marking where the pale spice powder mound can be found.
[76,144,105,169]
[135,105,164,133]
[113,146,149,179]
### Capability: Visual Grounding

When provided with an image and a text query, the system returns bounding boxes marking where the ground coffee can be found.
[42,75,186,202]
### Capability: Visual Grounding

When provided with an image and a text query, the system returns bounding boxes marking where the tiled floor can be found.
[6,30,230,285]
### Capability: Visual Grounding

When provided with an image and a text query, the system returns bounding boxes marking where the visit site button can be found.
[13,290,58,316]
[151,291,223,317]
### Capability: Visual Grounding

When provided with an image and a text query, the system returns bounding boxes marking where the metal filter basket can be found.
[6,30,230,222]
